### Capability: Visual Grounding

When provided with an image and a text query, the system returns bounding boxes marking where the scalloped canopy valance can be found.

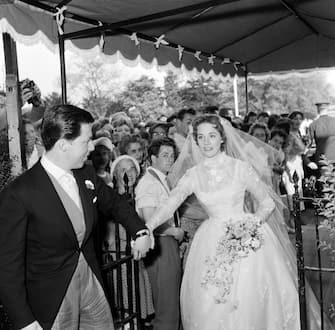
[1,0,335,76]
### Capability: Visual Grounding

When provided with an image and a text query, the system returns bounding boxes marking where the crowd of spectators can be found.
[8,97,331,235]
[2,79,335,329]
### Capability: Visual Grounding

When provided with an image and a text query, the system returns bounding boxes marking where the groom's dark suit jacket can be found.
[0,162,146,329]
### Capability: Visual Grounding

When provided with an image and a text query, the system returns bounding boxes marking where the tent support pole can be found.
[233,74,239,117]
[244,68,249,114]
[2,33,25,174]
[58,35,67,104]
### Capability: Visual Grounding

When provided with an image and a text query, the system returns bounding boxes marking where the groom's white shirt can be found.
[41,155,82,210]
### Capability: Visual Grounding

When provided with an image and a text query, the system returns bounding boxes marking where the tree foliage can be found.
[105,100,127,118]
[53,52,335,120]
[164,71,184,111]
[66,55,124,117]
[238,72,335,117]
[164,72,234,112]
[118,76,166,121]
[43,92,63,110]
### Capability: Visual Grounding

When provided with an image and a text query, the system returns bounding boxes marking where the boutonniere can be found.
[85,180,95,190]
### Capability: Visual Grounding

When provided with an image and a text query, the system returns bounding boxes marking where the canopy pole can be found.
[233,74,239,117]
[2,33,25,175]
[58,36,67,104]
[244,67,249,114]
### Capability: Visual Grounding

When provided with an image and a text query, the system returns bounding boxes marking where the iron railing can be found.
[292,173,335,330]
[0,225,142,330]
[101,223,142,330]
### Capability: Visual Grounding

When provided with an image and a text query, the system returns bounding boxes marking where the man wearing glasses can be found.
[149,122,172,141]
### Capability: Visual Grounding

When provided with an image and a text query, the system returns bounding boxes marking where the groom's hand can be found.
[131,235,152,260]
[21,321,43,330]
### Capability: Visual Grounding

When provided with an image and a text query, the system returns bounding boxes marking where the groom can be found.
[0,104,151,330]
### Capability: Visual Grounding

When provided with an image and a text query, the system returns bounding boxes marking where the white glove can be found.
[131,235,152,260]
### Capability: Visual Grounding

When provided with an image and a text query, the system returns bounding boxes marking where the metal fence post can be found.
[292,171,307,330]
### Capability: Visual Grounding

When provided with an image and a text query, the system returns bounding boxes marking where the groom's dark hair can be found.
[41,104,94,151]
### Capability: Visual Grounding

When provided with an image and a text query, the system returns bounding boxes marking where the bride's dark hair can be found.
[192,114,226,150]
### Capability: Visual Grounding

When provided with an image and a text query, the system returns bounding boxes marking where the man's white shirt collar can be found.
[148,166,167,182]
[148,166,171,191]
[41,154,74,182]
[41,155,83,211]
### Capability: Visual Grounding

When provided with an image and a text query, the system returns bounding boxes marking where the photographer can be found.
[0,79,45,168]
[0,79,44,129]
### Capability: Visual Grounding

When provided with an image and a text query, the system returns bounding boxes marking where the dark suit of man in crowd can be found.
[0,104,151,330]
[309,103,335,166]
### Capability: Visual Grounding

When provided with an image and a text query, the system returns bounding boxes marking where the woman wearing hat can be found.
[90,137,115,187]
[106,155,155,324]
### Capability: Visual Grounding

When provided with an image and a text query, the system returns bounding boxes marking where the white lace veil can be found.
[169,117,282,185]
[168,116,288,240]
[168,116,284,209]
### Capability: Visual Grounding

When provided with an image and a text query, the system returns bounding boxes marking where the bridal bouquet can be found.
[201,215,264,304]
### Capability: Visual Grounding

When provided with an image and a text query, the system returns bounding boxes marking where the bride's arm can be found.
[243,163,275,223]
[146,169,195,231]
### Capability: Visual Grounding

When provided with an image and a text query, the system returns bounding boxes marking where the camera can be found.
[20,79,41,107]
[26,81,41,107]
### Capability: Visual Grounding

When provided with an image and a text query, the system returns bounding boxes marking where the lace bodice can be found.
[147,153,275,231]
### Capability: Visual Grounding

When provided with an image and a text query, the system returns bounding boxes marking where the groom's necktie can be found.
[60,172,82,212]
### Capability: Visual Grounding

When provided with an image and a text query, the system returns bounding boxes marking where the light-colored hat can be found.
[110,155,140,178]
[93,137,114,152]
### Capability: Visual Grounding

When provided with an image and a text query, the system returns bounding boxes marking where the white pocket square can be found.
[93,196,97,203]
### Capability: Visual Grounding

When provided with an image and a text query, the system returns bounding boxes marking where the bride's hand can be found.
[147,226,155,249]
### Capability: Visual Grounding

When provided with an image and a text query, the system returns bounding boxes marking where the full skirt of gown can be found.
[181,215,320,330]
[149,154,326,330]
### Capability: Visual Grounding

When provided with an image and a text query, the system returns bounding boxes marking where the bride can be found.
[146,114,328,330]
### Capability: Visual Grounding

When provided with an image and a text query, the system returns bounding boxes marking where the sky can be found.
[1,38,335,104]
[0,38,166,103]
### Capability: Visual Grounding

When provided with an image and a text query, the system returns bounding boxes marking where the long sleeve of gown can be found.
[146,169,195,231]
[243,163,275,223]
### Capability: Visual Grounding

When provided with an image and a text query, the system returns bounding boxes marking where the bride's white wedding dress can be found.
[148,152,325,330]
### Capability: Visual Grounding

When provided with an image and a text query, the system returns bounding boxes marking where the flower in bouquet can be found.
[201,215,264,303]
